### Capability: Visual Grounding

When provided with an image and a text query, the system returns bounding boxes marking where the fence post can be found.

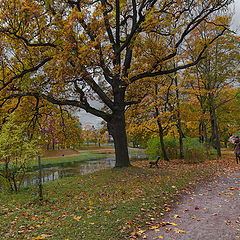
[38,155,43,201]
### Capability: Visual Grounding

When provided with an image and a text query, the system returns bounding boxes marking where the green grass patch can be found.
[0,160,215,240]
[27,152,113,170]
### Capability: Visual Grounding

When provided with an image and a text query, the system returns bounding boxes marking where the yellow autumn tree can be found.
[0,0,232,167]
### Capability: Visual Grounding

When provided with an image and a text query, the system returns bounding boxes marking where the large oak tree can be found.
[0,0,232,167]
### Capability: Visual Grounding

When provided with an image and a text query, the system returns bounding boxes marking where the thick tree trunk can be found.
[108,111,131,167]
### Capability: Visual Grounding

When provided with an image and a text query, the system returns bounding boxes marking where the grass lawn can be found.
[38,152,113,166]
[0,154,234,240]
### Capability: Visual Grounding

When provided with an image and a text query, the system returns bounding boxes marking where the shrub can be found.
[0,114,41,192]
[146,137,178,160]
[146,138,161,159]
[147,137,216,163]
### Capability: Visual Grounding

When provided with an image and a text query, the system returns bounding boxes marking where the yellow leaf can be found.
[149,226,158,230]
[73,215,82,221]
[158,236,163,239]
[33,236,46,240]
[174,228,186,233]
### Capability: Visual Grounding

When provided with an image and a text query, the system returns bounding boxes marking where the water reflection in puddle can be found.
[23,155,148,186]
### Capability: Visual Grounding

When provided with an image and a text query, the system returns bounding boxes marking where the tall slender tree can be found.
[184,19,240,157]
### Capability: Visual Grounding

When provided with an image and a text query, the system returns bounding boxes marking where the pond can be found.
[23,153,148,187]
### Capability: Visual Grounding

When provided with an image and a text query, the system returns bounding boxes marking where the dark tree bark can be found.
[154,84,169,161]
[156,117,169,161]
[107,85,131,167]
[174,76,184,159]
[108,111,130,167]
[209,96,221,158]
[199,119,208,144]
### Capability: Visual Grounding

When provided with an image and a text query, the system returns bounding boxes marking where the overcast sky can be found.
[232,0,240,30]
[77,102,103,129]
[78,1,240,128]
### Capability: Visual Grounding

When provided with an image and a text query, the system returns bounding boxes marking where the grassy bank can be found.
[0,155,226,240]
[38,152,112,166]
[32,148,144,168]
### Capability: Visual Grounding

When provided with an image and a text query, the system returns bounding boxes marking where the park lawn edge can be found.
[0,158,225,240]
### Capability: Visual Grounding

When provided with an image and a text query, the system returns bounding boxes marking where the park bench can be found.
[149,156,160,168]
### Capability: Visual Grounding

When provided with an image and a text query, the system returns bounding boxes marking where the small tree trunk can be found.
[214,112,221,158]
[178,127,184,159]
[157,119,169,161]
[176,108,184,159]
[202,120,208,144]
[154,83,169,161]
[209,96,221,158]
[38,155,43,201]
[12,176,18,192]
[174,75,184,159]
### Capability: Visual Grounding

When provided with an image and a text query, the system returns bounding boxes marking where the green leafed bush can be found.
[147,137,216,163]
[182,138,207,163]
[0,114,41,192]
[146,137,178,160]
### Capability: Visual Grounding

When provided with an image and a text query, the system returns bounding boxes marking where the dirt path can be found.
[140,168,240,240]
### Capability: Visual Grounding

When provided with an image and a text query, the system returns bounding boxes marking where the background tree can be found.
[0,113,40,192]
[183,19,240,157]
[0,96,83,150]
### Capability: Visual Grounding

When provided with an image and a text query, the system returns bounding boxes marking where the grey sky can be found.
[232,0,240,30]
[78,2,240,128]
[78,109,102,128]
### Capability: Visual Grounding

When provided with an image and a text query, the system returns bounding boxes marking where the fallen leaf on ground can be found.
[149,226,159,230]
[174,228,186,233]
[73,215,82,221]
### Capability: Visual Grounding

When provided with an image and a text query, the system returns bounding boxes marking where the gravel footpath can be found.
[140,168,240,240]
